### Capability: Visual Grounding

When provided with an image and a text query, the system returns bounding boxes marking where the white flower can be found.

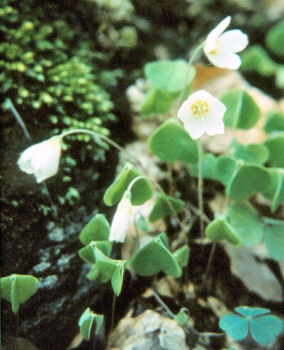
[109,191,132,243]
[204,16,248,70]
[177,90,226,139]
[17,136,62,183]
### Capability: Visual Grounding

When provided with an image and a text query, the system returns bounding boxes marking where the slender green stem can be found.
[152,290,175,319]
[111,293,116,330]
[176,42,204,109]
[202,242,217,289]
[197,142,204,237]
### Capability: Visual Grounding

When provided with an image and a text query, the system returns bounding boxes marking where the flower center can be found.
[191,100,209,118]
[208,38,220,55]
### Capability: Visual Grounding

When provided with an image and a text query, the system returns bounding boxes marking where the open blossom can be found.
[204,16,248,70]
[109,191,132,243]
[177,90,226,140]
[17,136,62,183]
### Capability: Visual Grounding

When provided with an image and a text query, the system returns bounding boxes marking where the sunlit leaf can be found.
[140,88,174,117]
[221,89,261,129]
[148,120,198,163]
[145,60,195,93]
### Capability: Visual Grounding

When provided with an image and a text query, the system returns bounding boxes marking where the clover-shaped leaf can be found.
[130,233,182,277]
[265,133,284,167]
[261,168,284,212]
[228,164,272,201]
[78,241,112,264]
[226,203,264,246]
[94,247,128,296]
[264,225,284,261]
[103,163,153,206]
[220,306,283,345]
[140,88,174,117]
[78,307,104,341]
[79,214,110,245]
[148,120,198,163]
[173,245,190,267]
[221,89,261,129]
[145,60,195,93]
[174,307,189,325]
[266,19,284,57]
[233,143,269,166]
[205,216,240,245]
[149,192,184,222]
[264,111,284,133]
[1,274,38,313]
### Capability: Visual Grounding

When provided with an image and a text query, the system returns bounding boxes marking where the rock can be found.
[107,309,188,350]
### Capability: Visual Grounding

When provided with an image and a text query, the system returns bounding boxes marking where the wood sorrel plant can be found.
[14,16,283,346]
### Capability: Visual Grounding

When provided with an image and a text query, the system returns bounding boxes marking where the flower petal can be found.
[202,113,225,136]
[183,116,205,140]
[206,16,231,45]
[17,136,62,183]
[219,29,248,53]
[206,50,241,70]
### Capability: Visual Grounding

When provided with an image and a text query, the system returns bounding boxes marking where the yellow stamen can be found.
[191,100,209,118]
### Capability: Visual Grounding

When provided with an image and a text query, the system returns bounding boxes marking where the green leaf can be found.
[228,164,272,201]
[250,315,283,345]
[226,204,264,246]
[219,314,248,341]
[95,247,127,296]
[149,193,184,222]
[145,60,195,93]
[265,133,284,167]
[78,308,104,341]
[0,274,38,313]
[79,214,110,245]
[233,143,269,165]
[266,20,284,57]
[103,163,153,206]
[264,111,284,133]
[220,307,283,345]
[140,88,174,117]
[190,155,239,187]
[276,66,284,88]
[174,307,189,325]
[87,265,100,281]
[136,214,150,232]
[173,245,190,267]
[111,262,128,296]
[79,241,112,264]
[235,306,270,318]
[241,46,277,76]
[264,225,284,261]
[130,233,182,277]
[205,216,240,245]
[148,120,198,163]
[261,168,284,211]
[221,89,261,129]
